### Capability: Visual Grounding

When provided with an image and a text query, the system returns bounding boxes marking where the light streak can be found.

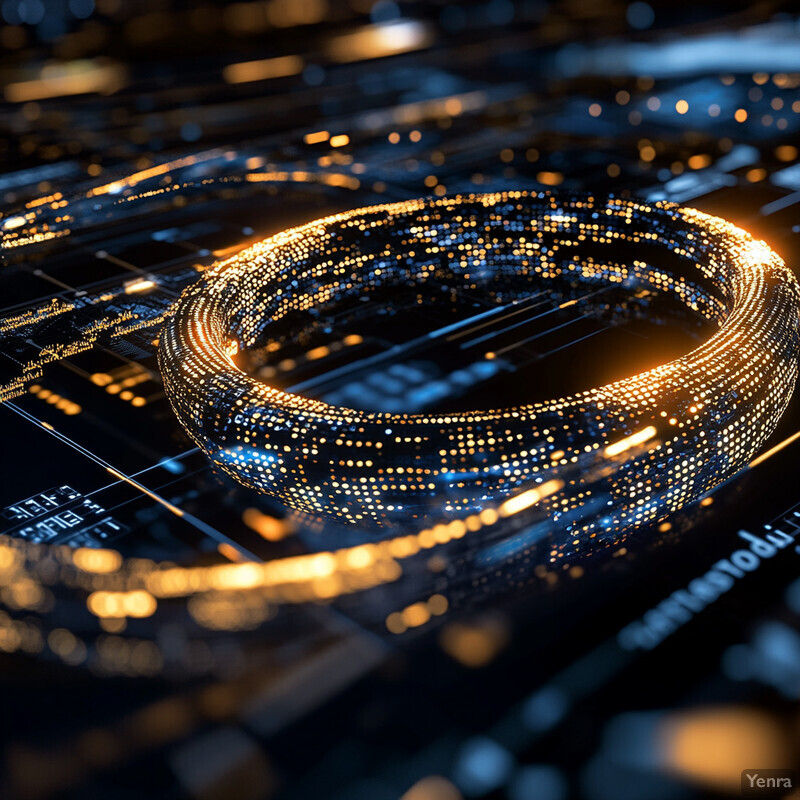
[605,426,658,458]
[749,429,800,467]
[222,55,304,84]
[124,279,157,294]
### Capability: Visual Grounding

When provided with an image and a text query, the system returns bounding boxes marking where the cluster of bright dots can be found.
[0,500,528,674]
[0,191,797,676]
[0,157,369,405]
[160,191,799,533]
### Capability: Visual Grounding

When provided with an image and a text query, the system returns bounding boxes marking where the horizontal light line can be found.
[222,55,303,84]
[749,429,800,467]
[605,425,658,458]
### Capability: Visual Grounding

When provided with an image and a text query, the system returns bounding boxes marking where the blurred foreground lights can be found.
[584,706,796,798]
[242,508,290,541]
[73,547,122,574]
[4,60,126,103]
[722,620,800,699]
[87,590,157,619]
[509,766,567,800]
[222,55,303,84]
[522,686,569,733]
[401,776,462,800]
[627,1,655,29]
[386,594,448,634]
[453,737,514,797]
[661,707,794,794]
[439,615,509,667]
[687,153,711,170]
[325,20,433,63]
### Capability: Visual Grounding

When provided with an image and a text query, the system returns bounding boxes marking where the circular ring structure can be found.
[159,192,799,532]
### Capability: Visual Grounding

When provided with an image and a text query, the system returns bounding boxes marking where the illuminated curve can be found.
[159,192,799,531]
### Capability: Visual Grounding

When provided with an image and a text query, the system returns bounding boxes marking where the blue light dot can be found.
[303,64,325,86]
[180,123,202,142]
[68,0,94,19]
[627,1,654,29]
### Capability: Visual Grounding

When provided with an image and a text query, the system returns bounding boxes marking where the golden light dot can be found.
[775,145,797,161]
[536,171,563,186]
[687,154,711,170]
[639,145,656,162]
[746,168,767,183]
